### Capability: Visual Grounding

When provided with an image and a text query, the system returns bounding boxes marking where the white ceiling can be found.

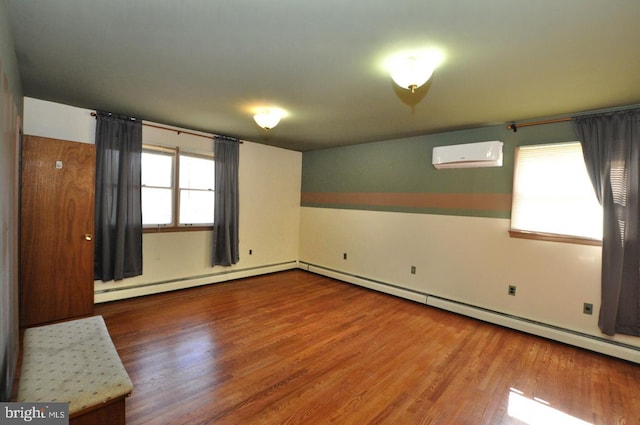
[6,0,640,151]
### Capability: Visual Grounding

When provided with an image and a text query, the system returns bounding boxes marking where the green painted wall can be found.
[0,0,23,402]
[301,121,578,218]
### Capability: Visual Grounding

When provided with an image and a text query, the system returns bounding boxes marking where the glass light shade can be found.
[389,55,436,92]
[253,109,282,130]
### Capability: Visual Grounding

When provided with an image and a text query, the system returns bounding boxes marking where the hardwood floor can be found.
[95,270,640,425]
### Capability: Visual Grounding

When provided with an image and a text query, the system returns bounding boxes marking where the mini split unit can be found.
[432,141,503,169]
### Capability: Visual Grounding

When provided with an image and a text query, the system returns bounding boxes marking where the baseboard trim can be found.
[299,262,640,364]
[94,261,298,303]
[300,262,427,304]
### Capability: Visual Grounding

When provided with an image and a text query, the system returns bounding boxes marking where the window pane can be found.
[511,142,602,240]
[142,151,173,187]
[142,187,173,225]
[180,154,215,190]
[179,189,214,225]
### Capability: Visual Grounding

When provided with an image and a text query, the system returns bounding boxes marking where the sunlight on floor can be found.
[508,388,592,425]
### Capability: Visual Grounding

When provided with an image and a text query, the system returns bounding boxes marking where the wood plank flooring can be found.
[95,270,640,425]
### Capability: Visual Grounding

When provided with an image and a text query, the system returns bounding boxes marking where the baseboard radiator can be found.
[299,262,640,364]
[94,261,298,303]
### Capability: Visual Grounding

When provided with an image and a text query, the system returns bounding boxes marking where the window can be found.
[178,153,215,225]
[141,145,215,230]
[510,142,602,245]
[141,147,174,226]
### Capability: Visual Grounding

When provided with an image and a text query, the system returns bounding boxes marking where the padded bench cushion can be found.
[17,315,133,415]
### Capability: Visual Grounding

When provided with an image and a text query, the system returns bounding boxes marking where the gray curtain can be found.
[94,112,143,281]
[212,137,240,266]
[574,109,640,336]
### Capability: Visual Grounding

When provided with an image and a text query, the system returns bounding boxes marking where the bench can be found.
[17,316,133,425]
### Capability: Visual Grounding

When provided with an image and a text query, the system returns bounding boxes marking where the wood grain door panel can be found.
[20,136,96,327]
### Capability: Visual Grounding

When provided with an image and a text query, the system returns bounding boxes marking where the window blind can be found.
[511,142,602,240]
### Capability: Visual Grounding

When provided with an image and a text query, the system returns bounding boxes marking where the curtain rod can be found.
[90,112,242,143]
[506,117,572,132]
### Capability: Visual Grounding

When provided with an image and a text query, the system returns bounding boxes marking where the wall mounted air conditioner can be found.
[432,141,503,169]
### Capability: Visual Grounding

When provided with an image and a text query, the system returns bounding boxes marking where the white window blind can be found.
[510,142,602,241]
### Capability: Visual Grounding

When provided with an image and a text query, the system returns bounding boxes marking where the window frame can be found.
[508,142,602,246]
[142,144,215,233]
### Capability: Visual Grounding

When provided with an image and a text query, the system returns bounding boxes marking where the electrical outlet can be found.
[508,285,516,296]
[410,266,416,274]
[583,303,593,315]
[343,252,347,260]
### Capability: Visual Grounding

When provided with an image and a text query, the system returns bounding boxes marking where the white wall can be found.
[23,98,96,144]
[23,97,302,301]
[299,207,640,355]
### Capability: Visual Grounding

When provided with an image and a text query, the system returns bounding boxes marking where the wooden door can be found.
[20,136,96,327]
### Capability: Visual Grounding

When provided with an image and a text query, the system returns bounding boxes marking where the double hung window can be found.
[141,145,215,230]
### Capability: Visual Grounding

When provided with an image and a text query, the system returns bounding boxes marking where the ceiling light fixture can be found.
[253,108,282,130]
[388,50,443,93]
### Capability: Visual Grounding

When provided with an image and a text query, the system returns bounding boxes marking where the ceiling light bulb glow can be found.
[253,108,282,130]
[388,49,443,92]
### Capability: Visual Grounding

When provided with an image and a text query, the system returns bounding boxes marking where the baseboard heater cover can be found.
[426,296,639,364]
[299,262,639,364]
[94,261,298,303]
[302,263,427,304]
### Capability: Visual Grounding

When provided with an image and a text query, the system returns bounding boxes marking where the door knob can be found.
[84,234,93,241]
